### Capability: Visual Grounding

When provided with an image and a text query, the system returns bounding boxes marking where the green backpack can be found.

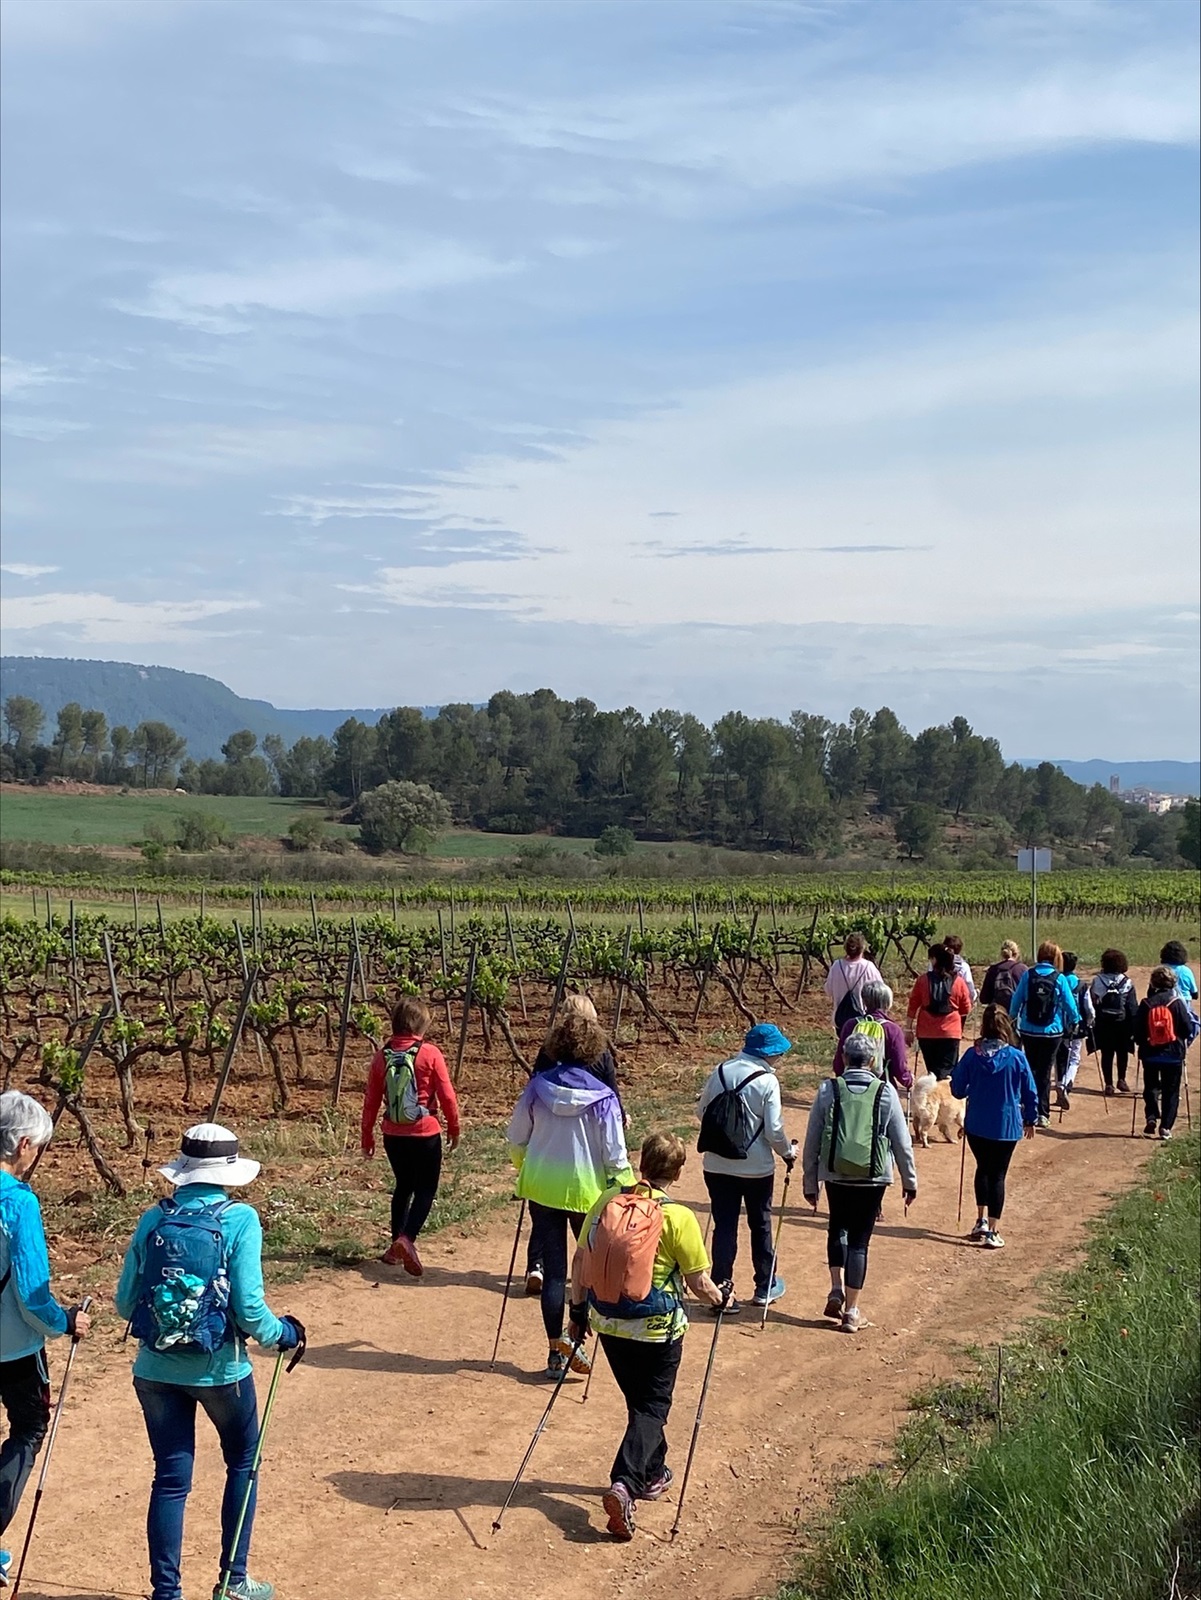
[384,1042,427,1124]
[848,1016,887,1076]
[821,1077,890,1180]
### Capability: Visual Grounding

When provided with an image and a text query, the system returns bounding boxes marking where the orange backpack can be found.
[582,1185,669,1309]
[1146,1000,1177,1050]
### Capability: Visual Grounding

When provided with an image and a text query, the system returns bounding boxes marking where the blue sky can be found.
[1,0,1197,759]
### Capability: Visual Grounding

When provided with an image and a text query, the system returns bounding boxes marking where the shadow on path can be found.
[328,1469,610,1544]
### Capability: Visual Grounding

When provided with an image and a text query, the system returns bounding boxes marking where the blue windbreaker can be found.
[0,1170,71,1363]
[1009,964,1080,1038]
[951,1041,1039,1141]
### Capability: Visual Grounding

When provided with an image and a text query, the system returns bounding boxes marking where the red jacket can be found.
[907,973,972,1040]
[361,1034,460,1149]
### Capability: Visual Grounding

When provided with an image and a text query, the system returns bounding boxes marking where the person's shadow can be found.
[352,1260,515,1296]
[301,1338,558,1385]
[328,1468,609,1544]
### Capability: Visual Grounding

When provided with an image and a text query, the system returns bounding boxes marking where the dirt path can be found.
[15,1060,1168,1600]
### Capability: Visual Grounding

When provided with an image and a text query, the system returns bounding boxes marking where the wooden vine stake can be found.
[329,941,360,1110]
[102,930,142,1147]
[504,903,527,1021]
[612,923,633,1037]
[208,965,260,1123]
[453,941,479,1088]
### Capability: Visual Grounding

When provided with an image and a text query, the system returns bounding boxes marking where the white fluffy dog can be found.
[911,1073,966,1147]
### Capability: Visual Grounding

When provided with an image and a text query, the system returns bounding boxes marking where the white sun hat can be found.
[158,1123,262,1188]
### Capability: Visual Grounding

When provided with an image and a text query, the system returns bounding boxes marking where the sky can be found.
[1,0,1198,760]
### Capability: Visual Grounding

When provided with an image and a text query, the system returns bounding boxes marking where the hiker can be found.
[802,1032,918,1334]
[1134,966,1199,1140]
[697,1023,798,1314]
[567,1131,728,1541]
[831,980,913,1093]
[361,995,460,1277]
[0,1092,92,1589]
[950,1007,1038,1249]
[1159,941,1199,1010]
[525,995,626,1297]
[823,933,884,1029]
[1053,952,1094,1110]
[1089,949,1138,1095]
[1008,942,1080,1127]
[114,1123,304,1600]
[942,934,978,1005]
[905,944,972,1081]
[507,1010,632,1378]
[980,940,1027,1009]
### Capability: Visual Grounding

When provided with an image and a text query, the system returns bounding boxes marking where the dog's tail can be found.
[912,1072,937,1106]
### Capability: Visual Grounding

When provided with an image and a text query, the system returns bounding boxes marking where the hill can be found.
[1018,758,1200,796]
[0,657,419,760]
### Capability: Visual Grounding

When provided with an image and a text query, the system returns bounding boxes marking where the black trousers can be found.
[825,1182,884,1291]
[917,1037,960,1080]
[1143,1060,1183,1132]
[383,1131,443,1241]
[1020,1033,1061,1119]
[599,1333,683,1498]
[527,1202,584,1342]
[1095,1024,1132,1089]
[703,1170,775,1297]
[965,1133,1018,1219]
[0,1350,51,1535]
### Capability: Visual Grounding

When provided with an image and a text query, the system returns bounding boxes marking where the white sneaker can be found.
[983,1231,1006,1249]
[839,1305,862,1334]
[969,1218,990,1241]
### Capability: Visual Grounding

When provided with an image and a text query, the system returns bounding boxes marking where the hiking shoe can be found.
[1160,1128,1173,1141]
[822,1289,845,1320]
[554,1336,592,1376]
[969,1218,991,1241]
[839,1306,862,1334]
[524,1265,544,1295]
[214,1579,275,1600]
[544,1348,567,1379]
[1036,1115,1051,1129]
[1054,1087,1070,1111]
[0,1549,11,1588]
[602,1481,636,1540]
[642,1466,674,1502]
[750,1276,786,1307]
[381,1233,423,1275]
[1102,1084,1114,1097]
[983,1230,1006,1249]
[1117,1080,1130,1094]
[1144,1121,1158,1138]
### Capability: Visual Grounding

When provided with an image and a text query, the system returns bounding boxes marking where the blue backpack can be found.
[129,1195,235,1354]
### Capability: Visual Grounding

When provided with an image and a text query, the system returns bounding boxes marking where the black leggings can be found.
[383,1132,442,1241]
[917,1037,960,1080]
[1095,1024,1132,1088]
[965,1133,1018,1219]
[527,1201,584,1343]
[1020,1033,1061,1119]
[825,1183,884,1291]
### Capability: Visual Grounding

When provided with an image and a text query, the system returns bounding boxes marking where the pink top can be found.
[823,956,884,1020]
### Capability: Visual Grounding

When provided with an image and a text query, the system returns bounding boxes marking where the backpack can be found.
[1023,969,1059,1028]
[1095,975,1130,1023]
[583,1185,679,1316]
[990,962,1019,1009]
[697,1063,769,1160]
[820,1077,890,1180]
[384,1042,428,1125]
[925,972,953,1016]
[1068,975,1093,1037]
[832,965,867,1032]
[848,1016,887,1076]
[129,1196,234,1354]
[1145,999,1177,1051]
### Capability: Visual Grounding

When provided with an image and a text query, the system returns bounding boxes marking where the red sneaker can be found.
[382,1234,423,1276]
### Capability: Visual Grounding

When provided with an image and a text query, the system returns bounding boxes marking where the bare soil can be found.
[12,1046,1163,1600]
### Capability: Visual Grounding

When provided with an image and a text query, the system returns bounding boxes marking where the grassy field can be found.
[0,788,352,847]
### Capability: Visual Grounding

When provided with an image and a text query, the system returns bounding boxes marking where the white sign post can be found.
[1016,847,1052,958]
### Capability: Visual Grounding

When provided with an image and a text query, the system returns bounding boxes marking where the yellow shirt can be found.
[579,1182,709,1344]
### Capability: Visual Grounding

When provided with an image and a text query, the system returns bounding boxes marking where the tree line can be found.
[3,688,1195,864]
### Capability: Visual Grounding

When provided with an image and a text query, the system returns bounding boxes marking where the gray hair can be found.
[842,1032,884,1076]
[0,1091,55,1160]
[860,980,893,1014]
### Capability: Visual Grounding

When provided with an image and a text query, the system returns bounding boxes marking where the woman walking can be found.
[980,940,1027,1010]
[361,996,460,1277]
[905,944,972,1080]
[950,1007,1038,1249]
[1134,966,1199,1140]
[114,1123,303,1600]
[0,1092,92,1589]
[1089,949,1138,1094]
[802,1032,918,1334]
[831,980,912,1093]
[507,1009,632,1377]
[1054,952,1094,1110]
[824,932,884,1028]
[1008,942,1080,1127]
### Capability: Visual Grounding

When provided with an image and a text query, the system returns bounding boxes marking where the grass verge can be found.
[782,1130,1200,1600]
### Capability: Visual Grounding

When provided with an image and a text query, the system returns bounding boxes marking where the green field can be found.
[0,789,351,848]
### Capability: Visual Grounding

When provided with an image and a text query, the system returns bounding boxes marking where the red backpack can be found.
[1145,1000,1177,1051]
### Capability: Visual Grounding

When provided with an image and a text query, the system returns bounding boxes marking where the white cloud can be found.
[2,415,90,441]
[0,563,60,578]
[71,422,382,485]
[0,591,260,645]
[0,356,57,397]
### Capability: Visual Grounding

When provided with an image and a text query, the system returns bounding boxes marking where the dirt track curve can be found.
[14,1053,1173,1600]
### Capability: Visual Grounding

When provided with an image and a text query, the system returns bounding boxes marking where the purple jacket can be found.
[831,1011,912,1091]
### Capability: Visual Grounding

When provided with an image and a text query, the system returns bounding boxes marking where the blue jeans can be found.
[133,1375,259,1600]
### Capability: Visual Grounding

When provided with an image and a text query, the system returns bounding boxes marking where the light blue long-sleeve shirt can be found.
[0,1169,71,1363]
[114,1182,286,1387]
[1009,964,1080,1038]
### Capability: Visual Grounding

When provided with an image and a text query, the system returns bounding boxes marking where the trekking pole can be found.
[956,1132,967,1226]
[489,1199,526,1370]
[670,1292,728,1539]
[11,1297,93,1600]
[580,1333,599,1403]
[492,1333,583,1533]
[1185,1064,1192,1131]
[759,1167,792,1330]
[1130,1058,1141,1139]
[215,1327,306,1600]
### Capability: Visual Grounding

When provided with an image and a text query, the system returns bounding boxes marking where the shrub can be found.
[286,814,326,852]
[174,812,228,852]
[358,781,451,854]
[595,825,636,857]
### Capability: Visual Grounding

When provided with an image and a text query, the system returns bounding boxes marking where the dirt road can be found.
[13,1061,1167,1600]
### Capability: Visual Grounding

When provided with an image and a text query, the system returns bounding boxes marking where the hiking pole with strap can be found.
[490,1199,526,1370]
[492,1332,584,1534]
[956,1130,967,1226]
[215,1324,306,1600]
[11,1297,93,1600]
[759,1166,793,1330]
[670,1287,730,1539]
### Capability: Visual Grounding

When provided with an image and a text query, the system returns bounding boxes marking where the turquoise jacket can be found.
[1008,964,1080,1038]
[115,1183,287,1387]
[0,1169,71,1363]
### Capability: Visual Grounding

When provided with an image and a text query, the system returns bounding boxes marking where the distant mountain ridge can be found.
[1017,758,1199,797]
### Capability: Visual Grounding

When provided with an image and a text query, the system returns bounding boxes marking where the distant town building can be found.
[1109,773,1121,794]
[1118,786,1192,813]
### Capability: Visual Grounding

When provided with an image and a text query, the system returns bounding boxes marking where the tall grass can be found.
[784,1132,1200,1600]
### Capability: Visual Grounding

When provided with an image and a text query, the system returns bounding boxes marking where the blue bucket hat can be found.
[743,1022,792,1057]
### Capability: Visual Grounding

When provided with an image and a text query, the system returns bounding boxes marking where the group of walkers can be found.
[0,935,1196,1590]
